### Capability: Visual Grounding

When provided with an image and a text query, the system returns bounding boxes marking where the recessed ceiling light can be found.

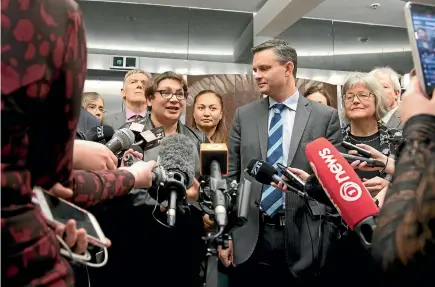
[126,16,136,21]
[369,3,381,10]
[358,36,369,43]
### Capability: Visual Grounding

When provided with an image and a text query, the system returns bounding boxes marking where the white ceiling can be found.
[81,0,267,12]
[306,0,409,27]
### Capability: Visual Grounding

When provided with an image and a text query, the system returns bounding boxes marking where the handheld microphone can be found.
[306,137,379,248]
[157,134,196,227]
[105,128,135,154]
[341,153,386,168]
[200,143,229,228]
[85,125,115,144]
[245,159,310,200]
[137,127,165,151]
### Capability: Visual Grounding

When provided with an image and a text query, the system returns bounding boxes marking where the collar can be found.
[125,108,147,120]
[268,90,299,111]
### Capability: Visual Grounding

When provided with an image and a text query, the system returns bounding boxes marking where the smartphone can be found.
[341,154,385,168]
[33,187,107,248]
[405,2,435,98]
[341,141,371,158]
[276,163,305,190]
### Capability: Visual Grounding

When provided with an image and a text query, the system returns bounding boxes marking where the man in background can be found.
[103,69,151,129]
[370,67,403,129]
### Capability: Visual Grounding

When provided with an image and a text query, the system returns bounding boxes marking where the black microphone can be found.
[304,174,334,208]
[85,125,115,144]
[105,128,135,154]
[157,134,196,227]
[137,127,165,151]
[245,159,310,200]
[200,143,229,228]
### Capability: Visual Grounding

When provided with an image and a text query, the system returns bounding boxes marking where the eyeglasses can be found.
[86,105,106,113]
[343,92,372,103]
[157,90,186,100]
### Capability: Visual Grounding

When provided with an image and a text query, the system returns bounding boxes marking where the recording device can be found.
[341,153,386,168]
[245,159,310,200]
[85,125,115,144]
[33,187,107,248]
[276,163,306,191]
[306,137,379,248]
[105,128,135,153]
[405,2,435,98]
[200,143,229,230]
[123,145,144,166]
[341,141,371,158]
[156,134,196,227]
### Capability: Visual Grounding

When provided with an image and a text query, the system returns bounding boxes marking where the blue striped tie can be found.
[260,103,286,217]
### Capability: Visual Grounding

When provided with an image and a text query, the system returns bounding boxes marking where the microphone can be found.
[85,125,115,144]
[245,159,310,200]
[137,127,165,151]
[105,128,135,154]
[157,134,196,227]
[305,137,379,248]
[200,143,229,228]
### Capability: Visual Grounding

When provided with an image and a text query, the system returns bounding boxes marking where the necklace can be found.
[348,134,380,143]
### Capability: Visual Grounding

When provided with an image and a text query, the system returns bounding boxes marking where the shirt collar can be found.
[125,108,147,120]
[268,90,299,111]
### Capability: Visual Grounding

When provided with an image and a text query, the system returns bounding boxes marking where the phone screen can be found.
[409,3,435,96]
[42,192,101,239]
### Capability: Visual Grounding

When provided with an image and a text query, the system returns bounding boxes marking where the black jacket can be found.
[87,115,208,287]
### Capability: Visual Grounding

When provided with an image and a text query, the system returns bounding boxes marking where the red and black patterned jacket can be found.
[1,1,136,286]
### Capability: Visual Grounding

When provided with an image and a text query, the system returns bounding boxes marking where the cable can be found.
[57,235,109,268]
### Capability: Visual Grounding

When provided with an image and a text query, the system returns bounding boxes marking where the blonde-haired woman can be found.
[82,92,105,121]
[341,73,402,195]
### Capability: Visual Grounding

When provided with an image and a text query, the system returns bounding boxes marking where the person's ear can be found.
[285,61,294,77]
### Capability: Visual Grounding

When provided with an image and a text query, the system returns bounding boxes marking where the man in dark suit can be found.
[370,67,403,130]
[103,69,151,129]
[220,39,342,286]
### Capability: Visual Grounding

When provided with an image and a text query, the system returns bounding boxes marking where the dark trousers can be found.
[228,221,296,287]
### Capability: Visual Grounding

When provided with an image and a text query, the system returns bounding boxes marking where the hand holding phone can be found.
[405,2,435,98]
[342,141,371,158]
[33,187,108,248]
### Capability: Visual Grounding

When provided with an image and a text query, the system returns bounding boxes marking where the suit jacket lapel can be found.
[287,96,311,165]
[256,98,270,160]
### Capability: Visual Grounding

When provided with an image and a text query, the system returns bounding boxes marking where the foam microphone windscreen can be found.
[305,138,379,230]
[245,159,278,185]
[85,125,115,143]
[157,134,196,188]
[200,143,228,176]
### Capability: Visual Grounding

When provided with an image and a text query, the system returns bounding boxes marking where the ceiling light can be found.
[369,3,380,10]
